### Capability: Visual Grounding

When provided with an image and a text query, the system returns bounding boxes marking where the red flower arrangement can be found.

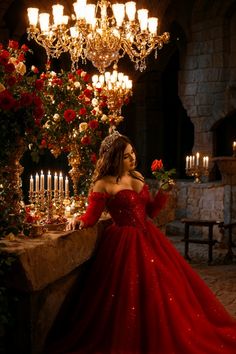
[151,159,176,190]
[0,39,44,163]
[39,69,125,192]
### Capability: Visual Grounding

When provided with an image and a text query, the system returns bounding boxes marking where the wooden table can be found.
[181,218,223,264]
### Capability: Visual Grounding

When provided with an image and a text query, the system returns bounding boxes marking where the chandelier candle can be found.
[27,0,170,72]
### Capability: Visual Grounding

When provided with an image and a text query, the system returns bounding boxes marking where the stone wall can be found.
[179,0,236,158]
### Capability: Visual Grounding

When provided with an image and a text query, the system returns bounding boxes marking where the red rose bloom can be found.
[0,90,15,110]
[90,153,97,164]
[4,63,15,73]
[79,107,87,116]
[64,109,76,122]
[83,73,90,82]
[35,79,44,91]
[20,92,33,107]
[88,119,99,130]
[83,88,92,97]
[81,135,91,145]
[6,76,16,87]
[8,40,19,49]
[151,159,163,172]
[21,44,29,52]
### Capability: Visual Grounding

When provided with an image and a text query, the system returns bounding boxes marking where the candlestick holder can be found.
[185,165,209,183]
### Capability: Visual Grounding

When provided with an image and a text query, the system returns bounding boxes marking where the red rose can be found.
[40,139,47,148]
[88,119,99,130]
[90,153,97,164]
[8,40,19,49]
[35,79,44,91]
[4,63,15,73]
[0,90,15,110]
[76,69,83,76]
[20,92,33,107]
[6,76,16,87]
[64,109,76,122]
[81,135,91,145]
[21,44,29,52]
[79,107,87,116]
[151,159,163,172]
[83,73,90,82]
[18,53,25,62]
[83,88,92,97]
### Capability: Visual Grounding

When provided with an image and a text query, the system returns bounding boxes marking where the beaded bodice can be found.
[106,186,148,229]
[79,183,168,228]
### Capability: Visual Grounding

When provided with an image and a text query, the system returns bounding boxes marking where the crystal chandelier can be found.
[27,0,170,73]
[92,65,132,116]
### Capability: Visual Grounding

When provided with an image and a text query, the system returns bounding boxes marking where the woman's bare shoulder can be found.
[132,170,145,182]
[91,179,108,193]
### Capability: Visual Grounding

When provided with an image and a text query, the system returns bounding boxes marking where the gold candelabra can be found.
[185,153,210,183]
[27,0,170,72]
[92,65,132,116]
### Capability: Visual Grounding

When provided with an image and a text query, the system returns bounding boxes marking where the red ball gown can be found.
[45,184,236,354]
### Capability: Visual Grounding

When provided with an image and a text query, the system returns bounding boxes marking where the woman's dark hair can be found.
[92,134,142,184]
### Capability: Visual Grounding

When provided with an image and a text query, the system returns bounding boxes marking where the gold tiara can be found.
[101,131,121,152]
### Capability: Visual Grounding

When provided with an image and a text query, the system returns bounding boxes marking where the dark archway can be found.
[212,112,236,157]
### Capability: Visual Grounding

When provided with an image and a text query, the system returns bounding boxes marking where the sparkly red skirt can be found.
[45,221,236,353]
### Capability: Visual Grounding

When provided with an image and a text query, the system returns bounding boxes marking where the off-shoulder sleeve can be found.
[79,192,109,228]
[146,188,169,219]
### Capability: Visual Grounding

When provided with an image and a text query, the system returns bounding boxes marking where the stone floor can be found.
[168,234,236,318]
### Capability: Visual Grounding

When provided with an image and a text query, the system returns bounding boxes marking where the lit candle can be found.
[40,170,44,191]
[54,172,58,191]
[35,173,39,193]
[47,170,52,191]
[192,155,195,167]
[233,141,236,156]
[186,156,189,169]
[205,156,209,169]
[65,176,69,197]
[203,156,206,168]
[196,152,199,166]
[59,172,63,193]
[30,175,34,192]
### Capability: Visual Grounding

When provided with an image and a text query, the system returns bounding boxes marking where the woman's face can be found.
[123,143,136,172]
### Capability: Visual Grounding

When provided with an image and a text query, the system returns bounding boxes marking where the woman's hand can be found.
[67,216,85,230]
[160,178,175,192]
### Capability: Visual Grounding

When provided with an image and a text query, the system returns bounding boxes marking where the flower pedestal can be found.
[68,148,83,197]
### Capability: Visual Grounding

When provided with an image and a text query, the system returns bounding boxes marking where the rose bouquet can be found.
[151,159,176,190]
[0,39,44,164]
[39,69,125,193]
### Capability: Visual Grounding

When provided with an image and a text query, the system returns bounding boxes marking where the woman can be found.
[45,131,236,354]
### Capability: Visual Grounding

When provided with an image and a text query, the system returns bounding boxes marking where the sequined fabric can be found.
[45,185,236,354]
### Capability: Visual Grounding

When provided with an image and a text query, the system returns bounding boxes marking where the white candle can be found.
[30,175,34,192]
[233,141,236,152]
[205,156,209,169]
[65,176,69,197]
[40,170,44,191]
[35,173,39,193]
[54,172,58,191]
[186,156,189,169]
[192,155,195,167]
[59,172,63,193]
[47,170,52,191]
[203,156,206,168]
[196,152,199,166]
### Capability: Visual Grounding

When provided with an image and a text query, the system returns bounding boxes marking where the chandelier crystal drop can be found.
[27,0,170,73]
